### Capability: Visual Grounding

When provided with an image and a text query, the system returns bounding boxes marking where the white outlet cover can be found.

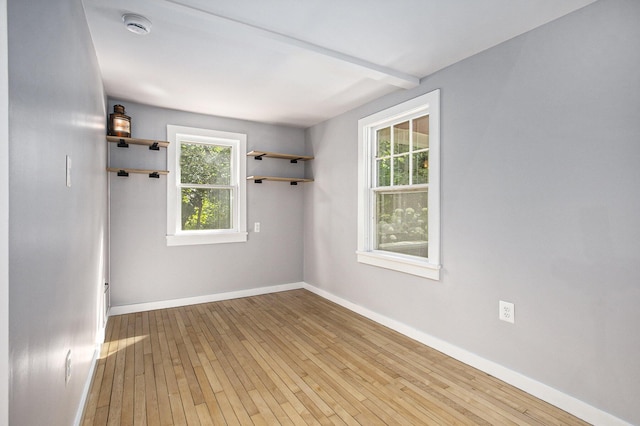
[499,300,515,324]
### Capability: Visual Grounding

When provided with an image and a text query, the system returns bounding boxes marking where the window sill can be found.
[167,232,248,246]
[356,250,440,280]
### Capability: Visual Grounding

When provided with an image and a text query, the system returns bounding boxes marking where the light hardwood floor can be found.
[81,289,589,425]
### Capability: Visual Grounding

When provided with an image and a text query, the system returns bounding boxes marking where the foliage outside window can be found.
[180,143,232,231]
[167,125,247,246]
[375,115,429,258]
[357,90,440,279]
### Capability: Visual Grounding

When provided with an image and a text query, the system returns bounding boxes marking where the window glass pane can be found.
[412,151,429,184]
[375,190,428,258]
[377,158,390,187]
[393,154,410,186]
[181,188,232,230]
[413,115,429,150]
[376,127,391,157]
[180,143,231,185]
[393,121,410,154]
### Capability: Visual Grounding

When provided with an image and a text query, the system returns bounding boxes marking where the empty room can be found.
[2,0,639,424]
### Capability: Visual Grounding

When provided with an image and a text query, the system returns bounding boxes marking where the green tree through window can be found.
[180,142,232,230]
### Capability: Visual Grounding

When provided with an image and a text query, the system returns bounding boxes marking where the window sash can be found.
[371,185,429,259]
[179,186,235,232]
[373,114,429,189]
[178,140,235,186]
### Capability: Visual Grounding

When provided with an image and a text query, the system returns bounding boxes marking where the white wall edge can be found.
[73,344,101,426]
[0,0,9,422]
[301,282,631,426]
[109,282,305,316]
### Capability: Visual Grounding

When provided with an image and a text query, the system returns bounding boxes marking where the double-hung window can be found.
[166,125,247,246]
[357,90,440,279]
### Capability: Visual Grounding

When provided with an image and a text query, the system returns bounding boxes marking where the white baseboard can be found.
[73,344,100,426]
[301,283,630,426]
[109,282,305,316]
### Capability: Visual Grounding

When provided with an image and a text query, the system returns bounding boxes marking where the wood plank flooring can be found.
[81,289,589,425]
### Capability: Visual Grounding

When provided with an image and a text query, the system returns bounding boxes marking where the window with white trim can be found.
[166,125,247,246]
[357,90,441,279]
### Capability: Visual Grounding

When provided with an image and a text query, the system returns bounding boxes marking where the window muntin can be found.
[166,125,247,246]
[357,90,440,280]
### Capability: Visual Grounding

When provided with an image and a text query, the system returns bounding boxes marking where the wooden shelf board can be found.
[107,136,169,148]
[247,150,313,161]
[247,176,313,183]
[107,167,169,175]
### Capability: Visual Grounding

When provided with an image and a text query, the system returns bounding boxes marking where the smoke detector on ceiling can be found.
[122,14,152,35]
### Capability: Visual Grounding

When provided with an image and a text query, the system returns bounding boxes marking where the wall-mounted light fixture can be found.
[108,104,131,138]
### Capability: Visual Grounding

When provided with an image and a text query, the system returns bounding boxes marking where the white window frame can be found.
[166,125,247,246]
[357,90,441,279]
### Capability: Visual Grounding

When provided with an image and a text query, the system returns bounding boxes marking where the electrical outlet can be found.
[499,301,515,324]
[65,350,72,385]
[254,222,260,233]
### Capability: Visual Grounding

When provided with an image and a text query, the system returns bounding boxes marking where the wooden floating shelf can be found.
[107,136,170,148]
[107,167,169,178]
[247,150,314,162]
[247,176,313,185]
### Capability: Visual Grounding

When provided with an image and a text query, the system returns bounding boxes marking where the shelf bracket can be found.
[117,139,129,148]
[254,154,264,160]
[290,159,299,163]
[290,181,298,185]
[117,170,129,177]
[254,179,263,183]
[149,142,160,151]
[149,172,160,178]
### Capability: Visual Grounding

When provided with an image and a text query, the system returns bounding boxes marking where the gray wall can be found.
[107,100,307,307]
[304,0,640,423]
[8,0,107,424]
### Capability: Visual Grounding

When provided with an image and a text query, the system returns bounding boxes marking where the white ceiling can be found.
[83,0,596,128]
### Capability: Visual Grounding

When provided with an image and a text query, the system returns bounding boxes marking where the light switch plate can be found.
[66,155,71,188]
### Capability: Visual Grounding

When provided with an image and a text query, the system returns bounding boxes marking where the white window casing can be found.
[357,90,441,279]
[166,125,247,246]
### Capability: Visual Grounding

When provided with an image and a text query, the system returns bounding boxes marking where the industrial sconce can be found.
[108,104,131,138]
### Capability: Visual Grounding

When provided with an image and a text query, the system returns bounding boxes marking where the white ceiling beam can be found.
[163,0,420,90]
